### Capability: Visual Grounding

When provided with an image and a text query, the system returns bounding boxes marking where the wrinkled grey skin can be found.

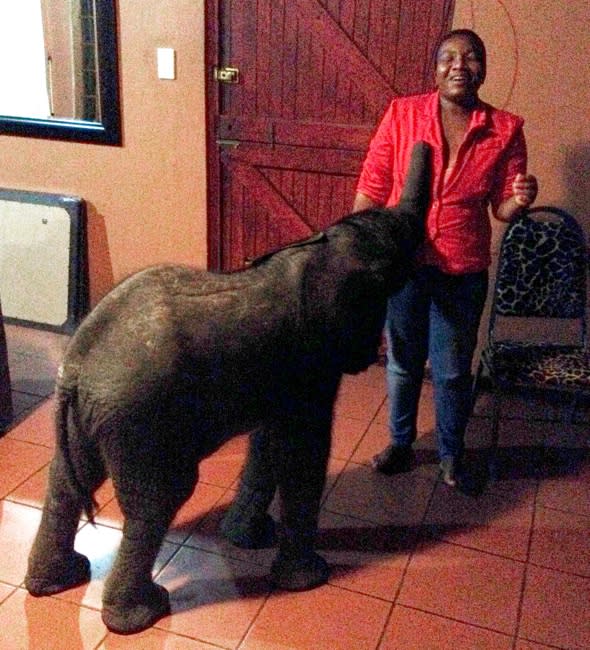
[25,142,430,635]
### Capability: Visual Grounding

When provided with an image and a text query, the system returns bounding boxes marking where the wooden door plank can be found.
[381,0,402,85]
[282,2,299,120]
[269,2,286,117]
[227,143,363,175]
[230,160,314,237]
[256,0,272,116]
[293,0,395,114]
[367,0,387,75]
[209,0,456,270]
[217,115,373,151]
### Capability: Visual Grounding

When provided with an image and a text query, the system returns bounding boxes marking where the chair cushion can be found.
[494,217,587,318]
[485,342,590,389]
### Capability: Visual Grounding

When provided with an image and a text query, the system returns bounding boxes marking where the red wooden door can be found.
[206,0,455,271]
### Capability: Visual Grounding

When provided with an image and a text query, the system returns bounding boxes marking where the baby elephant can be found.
[25,142,431,635]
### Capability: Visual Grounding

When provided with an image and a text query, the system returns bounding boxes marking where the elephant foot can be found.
[102,583,170,635]
[25,550,91,596]
[270,550,330,591]
[221,512,277,549]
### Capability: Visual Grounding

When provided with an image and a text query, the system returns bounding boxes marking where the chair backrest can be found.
[489,206,588,343]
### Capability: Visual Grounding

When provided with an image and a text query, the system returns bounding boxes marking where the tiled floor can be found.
[0,323,588,649]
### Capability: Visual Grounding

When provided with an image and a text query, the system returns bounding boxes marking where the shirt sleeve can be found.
[355,102,395,205]
[490,123,527,214]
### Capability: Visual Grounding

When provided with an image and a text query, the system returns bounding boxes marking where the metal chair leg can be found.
[487,387,501,481]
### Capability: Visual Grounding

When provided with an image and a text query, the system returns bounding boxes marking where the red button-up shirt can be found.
[356,91,527,274]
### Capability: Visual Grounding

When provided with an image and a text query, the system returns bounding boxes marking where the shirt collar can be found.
[424,90,492,138]
[426,90,490,132]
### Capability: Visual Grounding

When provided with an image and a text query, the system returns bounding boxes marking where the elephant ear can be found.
[251,231,327,267]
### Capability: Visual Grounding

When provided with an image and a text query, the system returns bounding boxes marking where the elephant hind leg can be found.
[102,469,198,634]
[99,414,202,634]
[26,452,105,596]
[102,516,172,635]
[101,487,195,634]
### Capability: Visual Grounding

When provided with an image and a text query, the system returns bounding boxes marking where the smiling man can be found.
[352,29,538,491]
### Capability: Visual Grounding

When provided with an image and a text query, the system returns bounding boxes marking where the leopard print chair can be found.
[474,207,589,479]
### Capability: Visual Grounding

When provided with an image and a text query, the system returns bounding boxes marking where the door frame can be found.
[205,0,222,270]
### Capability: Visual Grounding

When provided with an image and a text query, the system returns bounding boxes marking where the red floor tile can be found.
[0,582,14,605]
[5,398,56,448]
[423,482,534,561]
[536,463,590,517]
[334,379,386,422]
[240,584,390,650]
[519,564,590,649]
[514,640,558,649]
[330,413,370,460]
[5,465,49,509]
[323,462,435,526]
[398,541,525,635]
[156,545,271,647]
[168,483,229,544]
[341,363,386,389]
[0,437,53,498]
[99,627,222,648]
[198,434,249,488]
[529,506,590,576]
[380,604,513,650]
[0,501,42,586]
[0,588,106,650]
[318,509,416,601]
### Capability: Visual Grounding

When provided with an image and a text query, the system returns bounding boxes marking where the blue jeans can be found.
[385,266,488,461]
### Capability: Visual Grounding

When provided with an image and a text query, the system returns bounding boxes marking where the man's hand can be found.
[512,173,538,207]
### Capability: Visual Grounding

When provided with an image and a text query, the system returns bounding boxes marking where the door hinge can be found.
[214,66,240,84]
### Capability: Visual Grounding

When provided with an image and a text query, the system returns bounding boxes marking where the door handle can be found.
[214,66,240,84]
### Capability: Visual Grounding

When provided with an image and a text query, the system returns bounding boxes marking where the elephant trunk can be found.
[397,140,432,231]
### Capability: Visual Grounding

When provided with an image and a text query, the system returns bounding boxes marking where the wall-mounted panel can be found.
[0,189,87,333]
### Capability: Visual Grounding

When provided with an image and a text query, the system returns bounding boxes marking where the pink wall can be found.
[452,0,590,248]
[0,0,207,305]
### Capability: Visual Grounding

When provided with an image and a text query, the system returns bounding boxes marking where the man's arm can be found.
[352,192,383,213]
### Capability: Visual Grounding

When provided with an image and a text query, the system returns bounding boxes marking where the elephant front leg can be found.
[270,407,332,591]
[26,456,91,596]
[221,427,278,549]
[102,516,172,635]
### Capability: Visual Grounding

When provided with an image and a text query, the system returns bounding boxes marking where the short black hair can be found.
[433,29,487,82]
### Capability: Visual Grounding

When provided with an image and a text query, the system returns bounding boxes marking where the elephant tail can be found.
[55,384,98,522]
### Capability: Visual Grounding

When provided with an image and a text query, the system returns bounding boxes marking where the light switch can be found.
[157,47,176,80]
